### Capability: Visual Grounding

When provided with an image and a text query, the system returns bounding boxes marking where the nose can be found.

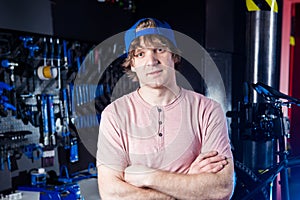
[145,50,158,67]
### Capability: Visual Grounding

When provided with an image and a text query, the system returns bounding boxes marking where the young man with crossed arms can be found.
[97,18,235,199]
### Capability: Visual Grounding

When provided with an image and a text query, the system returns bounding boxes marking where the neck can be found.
[138,85,181,106]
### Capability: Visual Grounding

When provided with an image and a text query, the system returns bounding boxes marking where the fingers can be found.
[203,159,228,173]
[188,151,229,174]
[209,163,225,173]
[193,151,226,168]
[194,151,218,162]
[194,159,227,172]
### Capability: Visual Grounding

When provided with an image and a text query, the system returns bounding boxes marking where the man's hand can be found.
[188,151,228,174]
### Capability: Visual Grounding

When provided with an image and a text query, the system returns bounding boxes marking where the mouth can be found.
[147,70,163,76]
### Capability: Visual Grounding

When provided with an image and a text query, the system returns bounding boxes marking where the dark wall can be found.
[205,0,235,52]
[232,1,247,107]
[52,0,133,43]
[0,0,53,35]
[52,0,205,45]
[134,0,205,45]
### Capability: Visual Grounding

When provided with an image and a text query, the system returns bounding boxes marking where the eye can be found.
[156,48,166,53]
[134,51,144,58]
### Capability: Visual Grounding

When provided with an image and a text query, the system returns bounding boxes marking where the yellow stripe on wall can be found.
[246,0,260,11]
[265,0,278,13]
[246,0,278,13]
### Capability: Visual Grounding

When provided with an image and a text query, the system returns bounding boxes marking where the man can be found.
[97,18,235,199]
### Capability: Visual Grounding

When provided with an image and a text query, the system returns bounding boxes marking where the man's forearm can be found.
[146,170,233,200]
[98,165,175,200]
[125,159,235,200]
[100,180,175,200]
[100,180,174,200]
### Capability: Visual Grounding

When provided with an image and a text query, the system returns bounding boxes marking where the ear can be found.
[172,53,179,64]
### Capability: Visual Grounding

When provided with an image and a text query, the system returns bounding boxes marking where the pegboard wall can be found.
[0,27,129,194]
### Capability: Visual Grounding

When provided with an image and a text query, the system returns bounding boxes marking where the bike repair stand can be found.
[241,82,300,200]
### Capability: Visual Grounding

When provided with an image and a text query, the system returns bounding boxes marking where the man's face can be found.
[131,44,176,89]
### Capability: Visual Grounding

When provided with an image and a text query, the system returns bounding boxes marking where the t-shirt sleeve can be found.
[201,101,233,159]
[96,109,129,170]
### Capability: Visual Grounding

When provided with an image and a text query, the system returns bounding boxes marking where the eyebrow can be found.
[133,48,145,53]
[134,46,167,51]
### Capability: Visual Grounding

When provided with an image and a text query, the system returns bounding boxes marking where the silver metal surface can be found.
[245,11,278,103]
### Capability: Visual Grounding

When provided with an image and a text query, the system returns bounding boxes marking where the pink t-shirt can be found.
[96,88,233,173]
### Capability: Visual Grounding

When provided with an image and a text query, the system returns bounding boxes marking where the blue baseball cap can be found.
[124,18,177,53]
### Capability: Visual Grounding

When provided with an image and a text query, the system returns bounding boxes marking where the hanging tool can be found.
[19,36,39,58]
[0,148,4,171]
[56,38,62,89]
[60,88,71,149]
[27,45,39,58]
[47,95,56,146]
[23,143,43,162]
[40,95,49,146]
[69,137,79,163]
[43,37,48,66]
[1,60,18,115]
[1,60,19,69]
[6,150,11,171]
[19,36,33,48]
[63,40,68,67]
[0,81,17,116]
[37,37,57,80]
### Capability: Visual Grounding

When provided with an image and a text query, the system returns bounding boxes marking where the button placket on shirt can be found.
[157,107,164,149]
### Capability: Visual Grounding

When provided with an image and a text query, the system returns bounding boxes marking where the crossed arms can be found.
[97,151,235,200]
